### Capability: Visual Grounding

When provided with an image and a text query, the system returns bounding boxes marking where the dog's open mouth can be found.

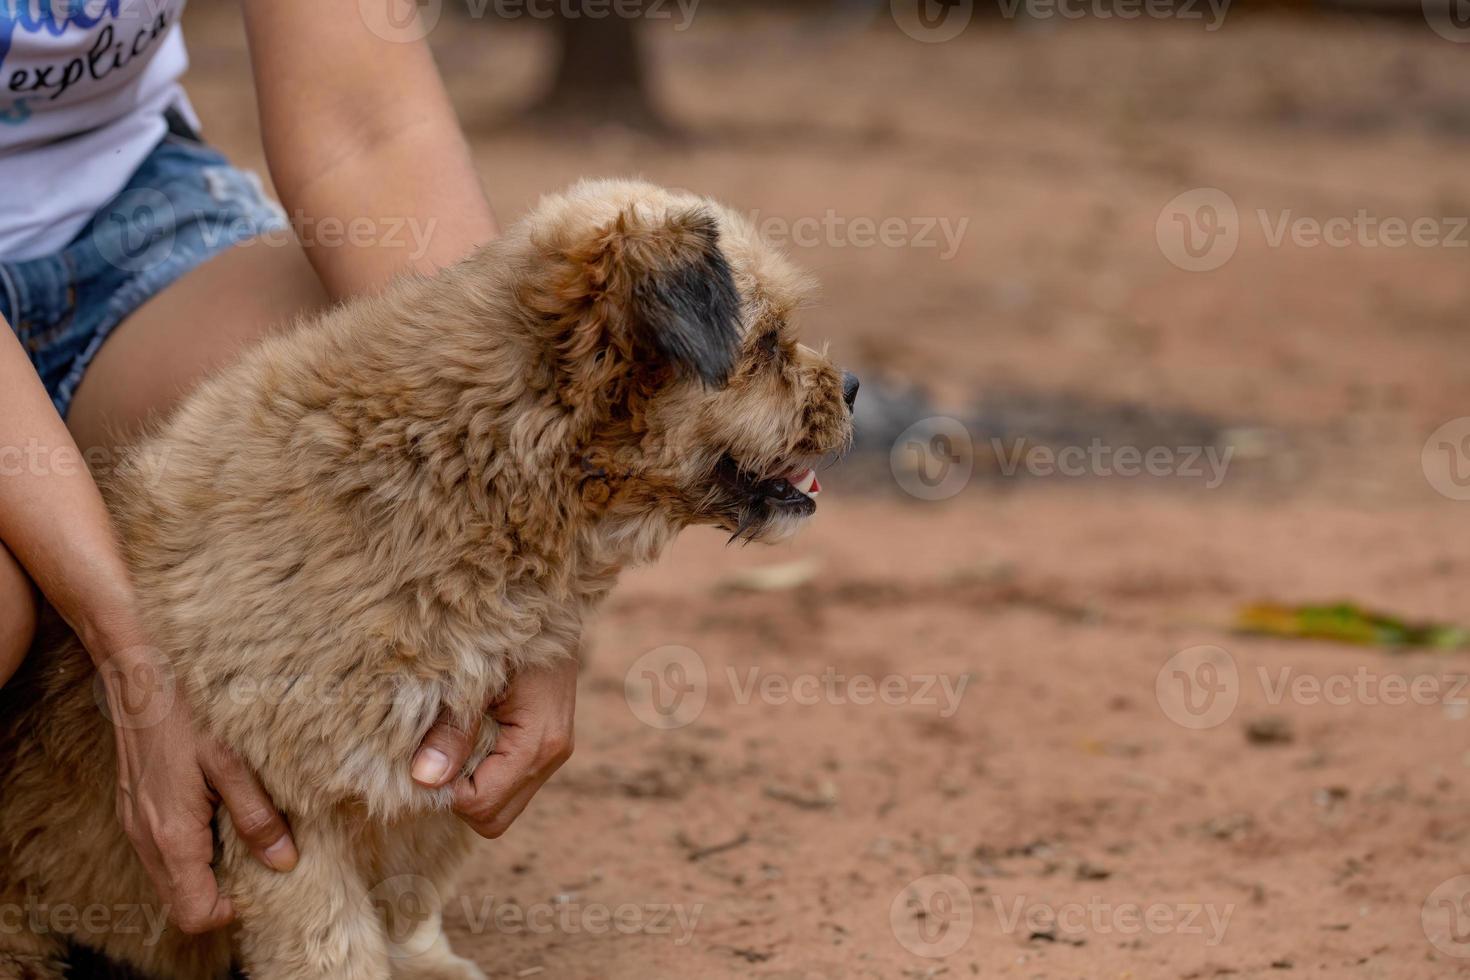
[764,463,821,502]
[715,455,822,516]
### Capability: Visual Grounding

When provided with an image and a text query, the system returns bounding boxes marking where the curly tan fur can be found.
[0,180,853,980]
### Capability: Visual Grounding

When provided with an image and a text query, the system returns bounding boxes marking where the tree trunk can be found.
[540,2,668,133]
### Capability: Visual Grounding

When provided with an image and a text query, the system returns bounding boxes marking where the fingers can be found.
[413,706,483,788]
[118,793,234,935]
[444,659,579,837]
[157,838,236,934]
[206,745,298,873]
[454,775,542,840]
[450,747,527,834]
[451,723,573,839]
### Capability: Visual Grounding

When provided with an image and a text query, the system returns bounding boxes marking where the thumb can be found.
[413,708,482,788]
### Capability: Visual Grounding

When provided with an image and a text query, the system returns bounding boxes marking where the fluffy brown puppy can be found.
[0,179,855,980]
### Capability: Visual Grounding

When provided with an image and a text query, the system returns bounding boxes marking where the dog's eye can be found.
[756,329,781,360]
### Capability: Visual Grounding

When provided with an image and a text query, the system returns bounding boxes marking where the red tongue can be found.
[780,467,820,494]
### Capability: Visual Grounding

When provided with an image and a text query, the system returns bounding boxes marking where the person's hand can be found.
[411,658,577,838]
[101,646,299,934]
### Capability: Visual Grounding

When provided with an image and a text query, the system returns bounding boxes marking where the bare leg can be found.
[67,236,329,454]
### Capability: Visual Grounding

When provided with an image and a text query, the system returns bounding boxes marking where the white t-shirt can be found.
[0,0,194,261]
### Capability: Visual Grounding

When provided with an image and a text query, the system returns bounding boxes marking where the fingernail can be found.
[263,835,298,873]
[413,748,451,786]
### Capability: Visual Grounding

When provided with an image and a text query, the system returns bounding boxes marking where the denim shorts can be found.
[0,129,288,418]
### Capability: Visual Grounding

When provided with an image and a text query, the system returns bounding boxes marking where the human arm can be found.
[0,327,298,933]
[241,0,499,298]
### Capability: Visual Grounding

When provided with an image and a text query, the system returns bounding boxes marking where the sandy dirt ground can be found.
[171,6,1470,977]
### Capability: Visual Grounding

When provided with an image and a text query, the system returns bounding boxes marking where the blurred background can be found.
[180,2,1470,975]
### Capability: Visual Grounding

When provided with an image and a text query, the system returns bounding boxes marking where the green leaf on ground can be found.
[1236,602,1470,651]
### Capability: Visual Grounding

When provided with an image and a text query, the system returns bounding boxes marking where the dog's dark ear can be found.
[629,210,741,387]
[526,202,743,401]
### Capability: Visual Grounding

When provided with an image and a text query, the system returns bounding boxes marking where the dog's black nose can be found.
[842,372,860,410]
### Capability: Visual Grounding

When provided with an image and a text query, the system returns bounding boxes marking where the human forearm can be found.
[0,328,146,663]
[241,0,498,297]
[264,119,496,297]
